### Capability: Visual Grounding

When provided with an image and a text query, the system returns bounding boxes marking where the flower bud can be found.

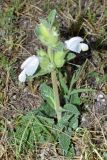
[36,22,58,47]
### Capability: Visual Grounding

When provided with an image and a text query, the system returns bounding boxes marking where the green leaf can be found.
[69,116,78,129]
[38,103,56,117]
[37,49,47,57]
[33,63,54,77]
[59,133,70,154]
[58,72,69,94]
[70,88,95,95]
[39,83,55,109]
[70,93,81,105]
[54,50,65,68]
[56,42,65,51]
[39,56,50,69]
[68,67,83,94]
[10,110,55,152]
[103,152,107,159]
[66,143,75,157]
[57,115,71,130]
[37,115,54,126]
[48,9,57,26]
[66,52,76,61]
[64,104,80,116]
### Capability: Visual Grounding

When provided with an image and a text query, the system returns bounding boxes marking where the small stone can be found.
[85,105,89,108]
[13,95,16,100]
[81,116,86,122]
[97,94,104,99]
[101,99,106,102]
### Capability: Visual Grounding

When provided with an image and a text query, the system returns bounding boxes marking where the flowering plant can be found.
[17,10,90,156]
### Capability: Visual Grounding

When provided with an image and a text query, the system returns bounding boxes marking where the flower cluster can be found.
[18,36,89,82]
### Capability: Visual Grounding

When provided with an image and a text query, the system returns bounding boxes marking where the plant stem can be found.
[51,70,61,121]
[48,47,61,121]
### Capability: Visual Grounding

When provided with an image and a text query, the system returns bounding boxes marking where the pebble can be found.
[12,95,16,100]
[97,94,104,99]
[81,116,86,122]
[101,99,106,102]
[97,94,105,102]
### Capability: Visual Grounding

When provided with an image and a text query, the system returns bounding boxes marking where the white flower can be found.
[65,36,89,53]
[18,70,26,82]
[18,55,39,82]
[80,43,89,51]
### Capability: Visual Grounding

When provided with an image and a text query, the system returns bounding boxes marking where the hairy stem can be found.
[51,70,61,121]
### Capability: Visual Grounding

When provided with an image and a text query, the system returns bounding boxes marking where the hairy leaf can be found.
[59,133,70,154]
[69,116,78,129]
[48,9,57,26]
[40,83,55,109]
[64,104,80,116]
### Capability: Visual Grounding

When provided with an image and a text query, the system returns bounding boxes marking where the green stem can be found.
[51,70,61,121]
[48,47,61,121]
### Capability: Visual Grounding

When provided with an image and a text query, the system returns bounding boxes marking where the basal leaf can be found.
[37,115,54,126]
[38,103,56,117]
[70,93,81,105]
[57,115,71,130]
[59,133,70,154]
[64,104,80,116]
[69,116,78,129]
